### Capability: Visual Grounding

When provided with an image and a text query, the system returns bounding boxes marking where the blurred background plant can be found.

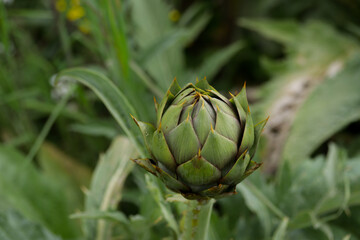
[1,0,360,239]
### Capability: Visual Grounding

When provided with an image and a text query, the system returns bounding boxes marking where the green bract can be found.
[132,78,267,200]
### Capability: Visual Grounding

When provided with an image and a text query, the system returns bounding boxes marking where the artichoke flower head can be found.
[132,78,267,200]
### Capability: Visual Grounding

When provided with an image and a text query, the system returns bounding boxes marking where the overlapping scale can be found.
[166,119,201,164]
[215,108,241,143]
[201,129,237,169]
[151,130,176,171]
[160,104,183,134]
[192,99,215,145]
[177,155,221,187]
[172,88,194,105]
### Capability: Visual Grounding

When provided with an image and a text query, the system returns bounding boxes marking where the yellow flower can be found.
[55,0,67,12]
[78,19,91,34]
[168,9,180,22]
[67,5,85,21]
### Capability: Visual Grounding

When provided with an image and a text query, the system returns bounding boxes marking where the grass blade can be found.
[272,217,289,240]
[26,85,75,163]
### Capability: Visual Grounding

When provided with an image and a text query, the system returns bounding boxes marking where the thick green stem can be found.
[191,200,203,238]
[183,199,215,240]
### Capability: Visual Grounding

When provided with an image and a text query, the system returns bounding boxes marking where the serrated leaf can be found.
[237,183,272,238]
[242,19,359,172]
[84,136,137,240]
[283,55,360,165]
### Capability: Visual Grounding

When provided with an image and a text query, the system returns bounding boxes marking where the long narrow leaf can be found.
[54,68,146,157]
[272,217,289,240]
[26,85,75,162]
[105,0,130,80]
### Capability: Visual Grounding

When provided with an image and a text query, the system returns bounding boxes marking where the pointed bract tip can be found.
[186,112,190,121]
[247,105,251,113]
[243,81,247,89]
[262,116,270,132]
[196,77,199,83]
[153,97,158,111]
[229,91,235,98]
[130,114,139,126]
[158,121,162,131]
[256,162,263,168]
[194,91,201,98]
[198,149,201,157]
[170,77,178,86]
[210,124,214,133]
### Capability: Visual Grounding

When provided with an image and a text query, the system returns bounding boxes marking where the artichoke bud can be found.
[132,78,267,200]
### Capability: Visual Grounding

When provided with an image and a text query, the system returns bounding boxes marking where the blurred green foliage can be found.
[1,0,360,239]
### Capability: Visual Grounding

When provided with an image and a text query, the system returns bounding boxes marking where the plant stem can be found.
[191,200,203,238]
[184,199,215,240]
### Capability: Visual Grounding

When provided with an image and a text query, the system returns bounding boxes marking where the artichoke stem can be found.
[189,199,212,240]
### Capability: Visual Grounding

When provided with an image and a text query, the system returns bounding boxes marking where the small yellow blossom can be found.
[78,19,91,34]
[168,9,180,22]
[55,0,67,12]
[66,5,85,21]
